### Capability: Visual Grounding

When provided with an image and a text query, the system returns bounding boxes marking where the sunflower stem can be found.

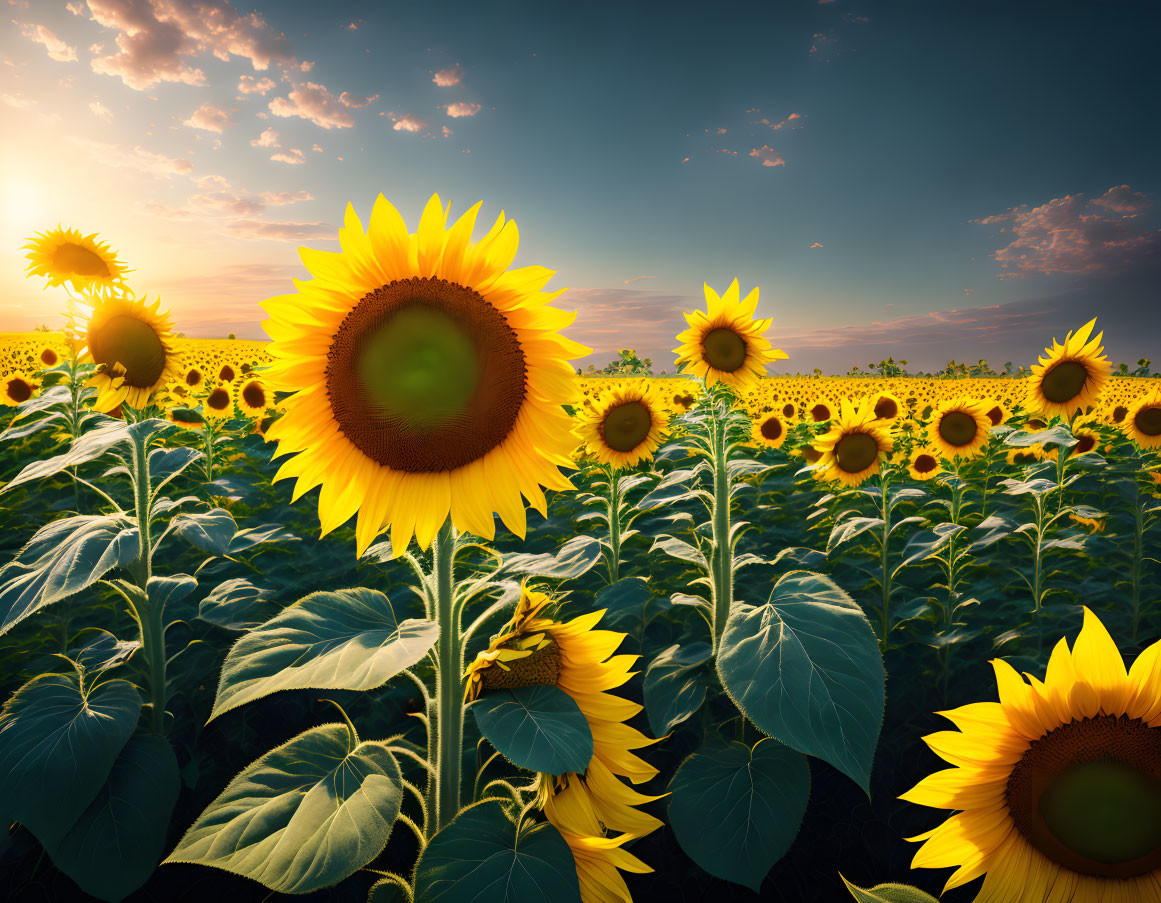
[431,518,462,835]
[606,465,622,584]
[878,470,893,650]
[710,398,733,655]
[129,426,167,736]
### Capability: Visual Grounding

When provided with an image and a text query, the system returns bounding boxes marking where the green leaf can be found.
[496,535,602,579]
[0,674,141,845]
[67,628,140,676]
[668,738,810,891]
[0,419,128,494]
[643,642,711,736]
[165,723,403,893]
[198,577,276,631]
[210,587,438,720]
[172,508,237,557]
[717,570,884,792]
[839,874,941,903]
[0,514,140,635]
[470,684,593,775]
[414,801,582,903]
[46,734,180,903]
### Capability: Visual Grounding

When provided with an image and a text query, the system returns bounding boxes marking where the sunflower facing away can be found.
[812,399,894,487]
[465,585,662,903]
[23,226,132,295]
[929,398,992,460]
[1027,318,1111,419]
[673,279,786,393]
[261,193,589,556]
[900,608,1161,903]
[577,379,670,469]
[1124,391,1161,450]
[1,371,39,407]
[72,291,180,413]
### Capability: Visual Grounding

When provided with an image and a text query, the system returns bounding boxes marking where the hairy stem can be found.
[432,519,462,835]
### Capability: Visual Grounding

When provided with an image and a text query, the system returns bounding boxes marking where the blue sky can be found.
[1,0,1158,372]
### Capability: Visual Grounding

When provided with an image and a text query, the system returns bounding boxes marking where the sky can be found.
[1,0,1158,373]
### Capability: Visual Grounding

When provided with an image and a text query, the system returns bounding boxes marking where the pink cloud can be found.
[250,127,279,147]
[433,65,463,86]
[391,113,426,133]
[21,23,78,61]
[810,242,823,249]
[681,156,690,163]
[225,219,333,241]
[300,60,314,72]
[184,102,231,133]
[444,101,482,118]
[270,148,305,165]
[268,81,355,129]
[441,125,452,137]
[749,146,786,167]
[238,74,275,95]
[66,1,84,13]
[312,143,323,152]
[975,185,1160,278]
[339,91,379,108]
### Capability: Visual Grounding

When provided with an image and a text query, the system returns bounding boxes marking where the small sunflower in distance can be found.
[235,377,270,419]
[1027,318,1111,418]
[1124,391,1161,450]
[807,399,833,423]
[202,384,234,420]
[23,226,132,296]
[871,391,903,422]
[751,411,788,449]
[813,399,894,487]
[929,398,991,460]
[1,371,39,406]
[901,608,1161,903]
[577,379,670,468]
[983,401,1008,427]
[73,291,180,413]
[673,279,786,392]
[261,193,590,556]
[35,345,61,369]
[908,447,942,481]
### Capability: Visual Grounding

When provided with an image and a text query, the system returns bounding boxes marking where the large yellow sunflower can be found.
[576,379,670,469]
[261,193,590,556]
[812,399,894,487]
[1124,391,1161,450]
[1,371,39,406]
[73,292,180,413]
[673,279,786,392]
[22,226,132,295]
[1026,318,1111,419]
[900,608,1161,902]
[929,398,992,460]
[465,586,662,903]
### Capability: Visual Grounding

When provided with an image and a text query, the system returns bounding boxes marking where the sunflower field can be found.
[2,201,1160,903]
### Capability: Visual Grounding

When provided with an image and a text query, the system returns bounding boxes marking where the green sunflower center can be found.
[1135,404,1161,437]
[327,276,526,473]
[1041,360,1090,404]
[834,431,879,473]
[89,314,166,388]
[702,327,747,373]
[1006,713,1161,877]
[53,242,111,277]
[938,410,978,448]
[760,417,783,441]
[601,400,652,452]
[479,640,560,692]
[6,378,32,403]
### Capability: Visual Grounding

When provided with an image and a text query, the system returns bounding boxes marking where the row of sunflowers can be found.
[0,204,1159,903]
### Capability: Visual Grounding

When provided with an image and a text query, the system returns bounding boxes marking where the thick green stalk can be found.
[130,431,166,735]
[1130,484,1144,644]
[878,473,892,648]
[432,519,462,834]
[607,468,622,584]
[711,404,732,654]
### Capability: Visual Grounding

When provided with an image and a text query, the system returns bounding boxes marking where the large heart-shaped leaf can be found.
[643,642,711,737]
[0,674,141,844]
[210,587,438,719]
[164,723,403,893]
[46,734,180,903]
[668,738,810,891]
[496,535,602,579]
[0,419,128,494]
[717,570,884,792]
[198,577,277,630]
[414,801,581,903]
[0,514,140,635]
[470,685,593,775]
[172,508,237,557]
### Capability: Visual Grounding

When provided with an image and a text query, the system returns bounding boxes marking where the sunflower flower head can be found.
[673,279,786,393]
[22,226,133,296]
[576,379,670,469]
[812,398,894,487]
[1124,390,1161,450]
[907,447,943,481]
[1,371,39,407]
[1027,318,1111,419]
[928,397,992,460]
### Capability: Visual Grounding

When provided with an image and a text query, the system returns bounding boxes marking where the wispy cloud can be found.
[339,91,379,108]
[20,23,77,62]
[184,102,231,133]
[238,75,276,95]
[270,148,306,165]
[749,145,785,168]
[268,81,355,129]
[68,136,193,176]
[88,99,113,121]
[225,219,334,241]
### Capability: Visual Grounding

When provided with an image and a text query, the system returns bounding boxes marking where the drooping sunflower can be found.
[673,279,787,392]
[577,379,670,469]
[22,226,133,296]
[751,411,788,449]
[812,399,894,487]
[202,384,234,420]
[1,371,39,406]
[465,585,662,903]
[929,398,991,460]
[901,608,1161,902]
[72,291,180,413]
[1026,318,1111,419]
[262,193,589,556]
[1124,391,1161,450]
[908,447,942,481]
[235,378,270,419]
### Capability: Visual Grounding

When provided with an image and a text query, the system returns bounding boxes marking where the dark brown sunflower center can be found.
[325,276,526,473]
[810,403,830,422]
[186,368,203,386]
[760,417,783,441]
[874,397,898,419]
[782,403,795,418]
[938,411,978,447]
[53,242,111,277]
[1074,433,1097,454]
[219,364,235,382]
[207,388,230,410]
[40,348,59,366]
[88,314,166,388]
[6,378,33,403]
[1135,404,1161,437]
[913,453,937,473]
[834,431,879,473]
[601,400,652,452]
[1006,714,1161,877]
[986,405,1003,426]
[242,382,266,409]
[479,640,560,692]
[1113,405,1128,423]
[702,327,747,373]
[1028,419,1047,430]
[1041,360,1090,404]
[802,445,822,463]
